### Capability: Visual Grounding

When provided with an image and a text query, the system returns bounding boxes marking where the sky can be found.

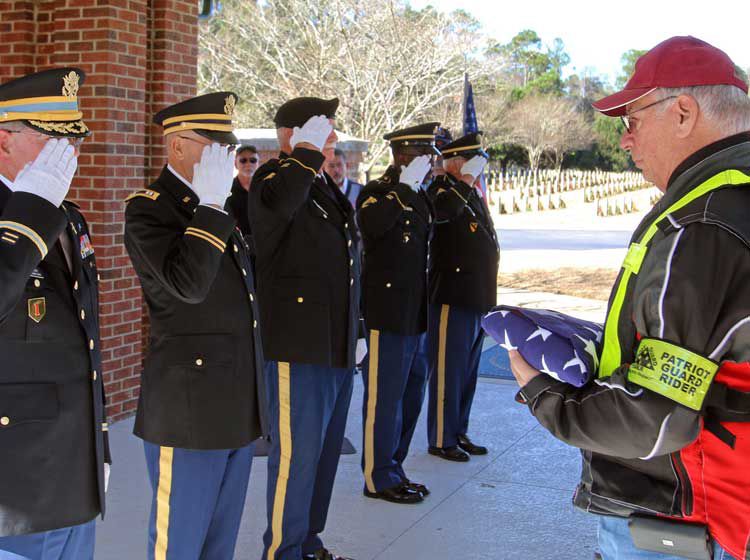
[409,0,750,87]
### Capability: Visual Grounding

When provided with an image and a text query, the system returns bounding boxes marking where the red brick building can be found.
[1,0,199,421]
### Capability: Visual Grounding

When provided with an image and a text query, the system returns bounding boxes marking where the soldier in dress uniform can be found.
[123,92,266,560]
[0,68,111,559]
[249,97,358,560]
[426,132,499,462]
[355,122,439,504]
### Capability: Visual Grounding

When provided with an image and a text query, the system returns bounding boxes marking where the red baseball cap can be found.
[593,36,748,116]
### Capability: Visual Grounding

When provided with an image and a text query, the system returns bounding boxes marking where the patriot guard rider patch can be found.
[628,338,719,411]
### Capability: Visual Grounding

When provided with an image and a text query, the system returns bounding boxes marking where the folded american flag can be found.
[481,306,603,387]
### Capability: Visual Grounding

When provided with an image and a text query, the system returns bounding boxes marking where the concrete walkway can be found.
[95,376,598,559]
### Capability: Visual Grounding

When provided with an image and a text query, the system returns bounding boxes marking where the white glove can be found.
[399,155,432,191]
[104,463,111,493]
[12,138,77,207]
[460,155,487,182]
[191,143,235,207]
[290,115,333,151]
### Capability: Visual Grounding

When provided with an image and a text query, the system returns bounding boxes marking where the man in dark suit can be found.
[124,92,266,560]
[426,132,499,462]
[324,148,362,209]
[226,145,260,268]
[0,68,111,560]
[249,97,358,560]
[356,123,439,504]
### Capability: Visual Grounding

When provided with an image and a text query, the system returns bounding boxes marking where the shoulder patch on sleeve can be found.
[361,196,378,208]
[627,337,719,411]
[264,172,277,180]
[125,189,160,203]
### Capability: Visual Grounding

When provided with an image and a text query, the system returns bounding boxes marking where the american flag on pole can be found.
[462,73,487,198]
[482,306,603,387]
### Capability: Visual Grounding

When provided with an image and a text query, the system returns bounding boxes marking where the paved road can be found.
[497,229,632,251]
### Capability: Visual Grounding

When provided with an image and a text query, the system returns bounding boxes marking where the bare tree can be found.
[199,0,491,172]
[502,94,592,171]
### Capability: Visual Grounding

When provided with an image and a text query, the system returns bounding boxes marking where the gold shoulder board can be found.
[125,189,160,203]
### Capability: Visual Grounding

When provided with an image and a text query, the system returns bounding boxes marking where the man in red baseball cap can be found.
[508,36,750,559]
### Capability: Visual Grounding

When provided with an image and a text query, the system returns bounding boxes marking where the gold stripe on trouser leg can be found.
[437,304,450,448]
[364,330,380,493]
[267,362,293,560]
[155,446,174,560]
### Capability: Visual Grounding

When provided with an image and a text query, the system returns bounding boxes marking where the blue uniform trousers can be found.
[143,441,254,560]
[262,362,354,560]
[361,329,428,492]
[0,521,95,560]
[427,304,483,449]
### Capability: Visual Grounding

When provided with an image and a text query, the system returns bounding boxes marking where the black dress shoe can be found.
[364,482,424,504]
[403,479,430,496]
[303,548,355,560]
[428,445,470,462]
[457,434,488,455]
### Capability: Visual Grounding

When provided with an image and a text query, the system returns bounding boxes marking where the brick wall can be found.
[0,0,198,422]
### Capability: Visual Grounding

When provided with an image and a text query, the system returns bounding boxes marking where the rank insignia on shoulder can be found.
[264,172,277,180]
[125,189,160,203]
[362,196,378,208]
[28,297,46,323]
[469,222,478,233]
[437,188,447,195]
[79,233,95,259]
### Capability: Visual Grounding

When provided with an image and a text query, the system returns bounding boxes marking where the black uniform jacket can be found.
[225,178,255,253]
[357,165,433,335]
[427,173,500,313]
[0,180,110,536]
[249,148,361,369]
[124,166,266,450]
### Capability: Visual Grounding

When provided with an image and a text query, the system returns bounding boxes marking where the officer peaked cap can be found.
[384,122,441,155]
[273,97,339,128]
[440,132,488,160]
[154,91,240,145]
[0,67,90,137]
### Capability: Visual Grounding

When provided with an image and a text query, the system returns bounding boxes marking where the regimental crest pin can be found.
[224,95,236,117]
[28,297,46,323]
[469,222,478,233]
[62,71,80,97]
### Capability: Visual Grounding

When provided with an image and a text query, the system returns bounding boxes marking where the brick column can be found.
[0,0,199,422]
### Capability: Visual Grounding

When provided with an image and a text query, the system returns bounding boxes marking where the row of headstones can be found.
[485,169,645,194]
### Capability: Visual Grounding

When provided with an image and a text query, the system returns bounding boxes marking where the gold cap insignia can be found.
[224,95,236,117]
[62,71,80,98]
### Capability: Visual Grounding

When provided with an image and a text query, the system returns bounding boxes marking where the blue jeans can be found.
[597,516,737,559]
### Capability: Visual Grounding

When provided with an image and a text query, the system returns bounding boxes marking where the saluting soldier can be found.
[124,92,266,560]
[356,123,439,504]
[0,68,111,559]
[426,132,498,462]
[249,97,358,560]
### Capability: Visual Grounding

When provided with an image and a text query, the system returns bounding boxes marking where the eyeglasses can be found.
[1,128,85,148]
[177,135,236,149]
[238,157,258,164]
[620,95,677,133]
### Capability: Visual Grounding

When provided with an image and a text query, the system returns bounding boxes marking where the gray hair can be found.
[656,84,750,134]
[0,121,27,132]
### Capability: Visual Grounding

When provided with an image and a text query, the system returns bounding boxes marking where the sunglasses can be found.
[238,156,258,164]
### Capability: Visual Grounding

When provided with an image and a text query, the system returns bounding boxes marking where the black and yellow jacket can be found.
[427,173,499,313]
[125,166,266,450]
[249,149,361,369]
[519,133,750,559]
[0,180,110,536]
[357,165,432,335]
